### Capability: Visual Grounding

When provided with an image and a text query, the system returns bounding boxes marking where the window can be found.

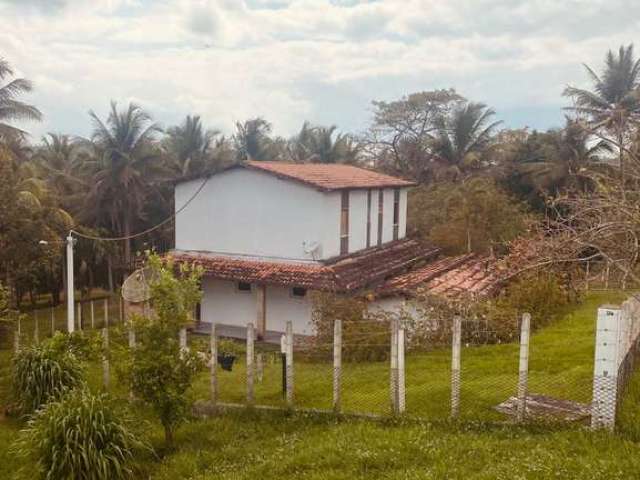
[340,190,349,254]
[393,188,400,240]
[366,189,372,248]
[237,281,252,292]
[377,190,384,246]
[291,287,307,298]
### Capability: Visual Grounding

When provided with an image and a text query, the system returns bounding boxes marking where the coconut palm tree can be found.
[564,44,640,188]
[82,102,165,263]
[233,117,276,162]
[290,122,360,164]
[164,115,220,177]
[431,102,502,180]
[0,57,42,140]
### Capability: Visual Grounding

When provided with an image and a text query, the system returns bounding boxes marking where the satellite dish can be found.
[121,267,158,303]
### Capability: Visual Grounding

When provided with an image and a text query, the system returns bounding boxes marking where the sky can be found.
[1,0,639,142]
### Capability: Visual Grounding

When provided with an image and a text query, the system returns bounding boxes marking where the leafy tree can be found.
[564,44,640,190]
[233,117,277,162]
[83,102,166,263]
[120,254,203,448]
[15,388,145,480]
[289,121,360,164]
[408,177,530,255]
[430,102,502,180]
[164,115,221,177]
[364,89,464,181]
[0,57,42,140]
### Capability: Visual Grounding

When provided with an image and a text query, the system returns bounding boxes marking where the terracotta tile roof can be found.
[245,161,416,191]
[377,254,503,300]
[169,239,439,292]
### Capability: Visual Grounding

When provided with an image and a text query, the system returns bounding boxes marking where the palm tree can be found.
[290,122,360,164]
[0,57,42,140]
[164,115,220,177]
[83,102,164,263]
[431,102,502,180]
[233,117,275,162]
[564,44,640,188]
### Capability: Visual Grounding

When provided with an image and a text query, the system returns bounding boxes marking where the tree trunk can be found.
[619,129,626,201]
[163,424,174,449]
[107,255,114,293]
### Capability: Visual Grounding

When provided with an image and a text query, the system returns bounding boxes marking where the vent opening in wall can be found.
[292,287,307,298]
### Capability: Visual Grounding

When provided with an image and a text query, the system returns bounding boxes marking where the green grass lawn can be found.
[1,291,639,479]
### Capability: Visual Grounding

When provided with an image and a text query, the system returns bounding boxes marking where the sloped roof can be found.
[376,254,503,300]
[169,238,439,292]
[244,162,416,191]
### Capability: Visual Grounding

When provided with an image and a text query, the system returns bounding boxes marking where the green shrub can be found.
[12,341,85,415]
[14,389,145,480]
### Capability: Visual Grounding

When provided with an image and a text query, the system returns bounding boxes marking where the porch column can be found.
[256,284,266,339]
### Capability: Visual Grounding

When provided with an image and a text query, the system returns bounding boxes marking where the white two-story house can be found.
[170,162,500,338]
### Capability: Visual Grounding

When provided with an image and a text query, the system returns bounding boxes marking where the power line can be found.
[71,175,210,242]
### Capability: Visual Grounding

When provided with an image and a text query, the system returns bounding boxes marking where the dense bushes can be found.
[14,389,145,480]
[11,340,85,415]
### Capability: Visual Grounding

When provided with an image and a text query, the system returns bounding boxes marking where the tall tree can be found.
[83,102,164,263]
[0,58,42,140]
[164,115,220,177]
[430,102,502,181]
[564,44,640,191]
[233,117,276,162]
[289,121,360,164]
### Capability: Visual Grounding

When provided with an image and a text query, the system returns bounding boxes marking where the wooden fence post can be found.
[585,261,590,291]
[179,327,188,353]
[210,323,218,406]
[398,322,406,414]
[517,313,531,422]
[285,321,294,407]
[128,322,136,349]
[33,311,39,344]
[390,319,399,414]
[102,326,110,390]
[50,307,55,335]
[247,323,255,405]
[77,302,82,331]
[104,298,109,328]
[451,315,462,418]
[256,353,264,383]
[333,319,342,414]
[90,301,95,329]
[119,297,123,323]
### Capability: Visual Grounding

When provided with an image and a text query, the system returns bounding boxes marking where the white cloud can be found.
[0,0,638,140]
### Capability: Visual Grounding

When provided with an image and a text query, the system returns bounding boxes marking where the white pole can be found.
[517,313,531,422]
[451,316,462,418]
[333,319,342,413]
[286,321,294,407]
[210,323,218,406]
[390,319,398,414]
[397,323,406,414]
[66,234,75,333]
[247,323,255,405]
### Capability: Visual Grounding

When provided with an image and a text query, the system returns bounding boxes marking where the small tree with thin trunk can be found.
[120,254,203,448]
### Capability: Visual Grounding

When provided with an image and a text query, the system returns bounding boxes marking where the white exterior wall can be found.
[200,278,314,334]
[175,168,341,260]
[399,189,408,239]
[348,189,368,253]
[370,189,380,247]
[382,188,395,243]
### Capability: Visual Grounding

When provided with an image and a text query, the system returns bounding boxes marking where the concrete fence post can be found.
[398,322,406,414]
[333,319,342,413]
[517,313,531,422]
[90,300,95,329]
[33,311,39,344]
[102,326,110,390]
[285,321,294,407]
[210,323,218,406]
[451,315,462,418]
[14,316,21,353]
[104,298,109,328]
[247,323,255,405]
[179,327,188,353]
[591,306,621,430]
[390,319,399,415]
[77,302,82,331]
[256,353,264,383]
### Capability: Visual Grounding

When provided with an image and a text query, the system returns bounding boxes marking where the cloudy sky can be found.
[1,0,638,141]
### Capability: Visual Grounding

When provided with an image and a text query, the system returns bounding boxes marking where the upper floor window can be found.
[366,189,372,248]
[393,188,400,240]
[291,287,307,298]
[377,190,384,246]
[237,281,252,293]
[340,190,349,254]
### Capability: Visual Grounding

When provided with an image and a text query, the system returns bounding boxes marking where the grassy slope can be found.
[1,291,639,479]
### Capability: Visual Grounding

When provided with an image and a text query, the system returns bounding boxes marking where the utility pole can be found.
[66,233,75,333]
